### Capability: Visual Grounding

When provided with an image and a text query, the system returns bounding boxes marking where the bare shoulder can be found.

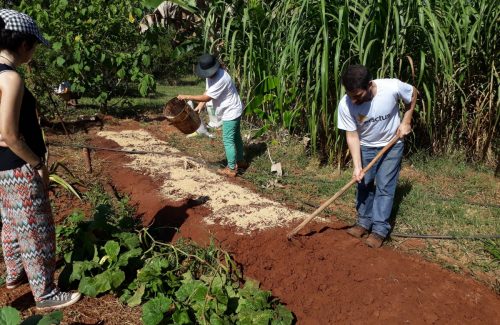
[0,70,23,95]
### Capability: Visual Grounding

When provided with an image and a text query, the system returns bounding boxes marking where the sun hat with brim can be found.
[195,54,220,78]
[0,9,49,46]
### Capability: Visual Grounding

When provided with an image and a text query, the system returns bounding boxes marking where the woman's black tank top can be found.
[0,64,46,171]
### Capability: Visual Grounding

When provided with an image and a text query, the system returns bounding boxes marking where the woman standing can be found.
[0,9,80,309]
[178,54,247,177]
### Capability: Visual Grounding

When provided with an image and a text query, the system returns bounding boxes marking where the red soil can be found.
[91,129,500,324]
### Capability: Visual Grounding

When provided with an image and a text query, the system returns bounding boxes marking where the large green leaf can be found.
[175,279,208,305]
[127,284,146,307]
[116,248,143,268]
[209,275,229,305]
[142,295,172,325]
[56,56,65,66]
[108,269,126,289]
[0,307,21,325]
[209,313,229,325]
[78,269,125,297]
[142,54,151,67]
[113,232,141,249]
[137,257,170,282]
[52,42,63,51]
[172,309,192,324]
[142,0,164,8]
[104,240,120,262]
[79,275,110,297]
[37,311,63,325]
[70,260,99,282]
[237,280,271,312]
[271,305,294,325]
[237,310,274,325]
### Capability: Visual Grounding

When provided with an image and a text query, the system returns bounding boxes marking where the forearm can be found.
[402,86,418,125]
[401,105,415,126]
[346,131,362,170]
[3,136,43,166]
[182,94,212,102]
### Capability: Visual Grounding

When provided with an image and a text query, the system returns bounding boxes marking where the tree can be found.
[18,0,156,111]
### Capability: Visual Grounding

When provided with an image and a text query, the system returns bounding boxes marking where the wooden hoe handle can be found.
[286,136,400,239]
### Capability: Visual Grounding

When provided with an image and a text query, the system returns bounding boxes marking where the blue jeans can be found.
[356,141,404,237]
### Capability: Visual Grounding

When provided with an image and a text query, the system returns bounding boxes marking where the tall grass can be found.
[202,0,498,164]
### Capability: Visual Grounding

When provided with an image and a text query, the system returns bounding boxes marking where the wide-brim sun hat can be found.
[195,54,220,78]
[0,9,49,46]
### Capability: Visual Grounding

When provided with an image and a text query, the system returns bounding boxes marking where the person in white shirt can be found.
[337,64,417,248]
[178,54,247,177]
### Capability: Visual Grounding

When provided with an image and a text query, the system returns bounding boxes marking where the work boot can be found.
[365,233,385,248]
[237,160,249,170]
[217,166,237,177]
[346,225,369,239]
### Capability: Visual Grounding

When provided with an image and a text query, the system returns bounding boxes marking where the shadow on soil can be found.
[9,291,34,311]
[244,142,268,164]
[148,196,209,242]
[213,142,268,170]
[300,224,350,238]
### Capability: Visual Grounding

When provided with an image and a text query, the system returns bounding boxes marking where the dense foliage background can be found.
[9,0,499,165]
[200,0,499,165]
[14,1,155,109]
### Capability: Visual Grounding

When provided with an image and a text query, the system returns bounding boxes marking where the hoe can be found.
[287,135,400,240]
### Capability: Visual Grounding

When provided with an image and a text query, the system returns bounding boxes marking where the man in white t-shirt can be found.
[178,54,247,177]
[337,64,417,248]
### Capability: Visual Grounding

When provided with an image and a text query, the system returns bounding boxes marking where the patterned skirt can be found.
[0,164,57,301]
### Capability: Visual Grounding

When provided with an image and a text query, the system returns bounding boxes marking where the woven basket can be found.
[163,98,201,134]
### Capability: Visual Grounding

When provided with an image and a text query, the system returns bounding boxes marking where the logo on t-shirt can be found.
[357,114,367,124]
[358,113,391,125]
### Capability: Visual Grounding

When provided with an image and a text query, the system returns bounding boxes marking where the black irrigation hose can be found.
[390,233,500,240]
[48,142,177,156]
[47,141,212,166]
[49,142,500,241]
[298,200,500,240]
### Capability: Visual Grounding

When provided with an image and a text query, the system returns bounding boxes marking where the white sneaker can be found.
[36,291,81,310]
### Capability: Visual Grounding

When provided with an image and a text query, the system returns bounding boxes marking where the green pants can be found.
[222,117,244,169]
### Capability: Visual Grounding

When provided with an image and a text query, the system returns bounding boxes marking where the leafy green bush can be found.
[203,0,499,163]
[56,191,294,324]
[16,0,156,111]
[141,25,199,85]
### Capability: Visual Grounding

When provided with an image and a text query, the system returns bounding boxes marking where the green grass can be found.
[121,77,205,108]
[61,76,205,119]
[395,180,500,235]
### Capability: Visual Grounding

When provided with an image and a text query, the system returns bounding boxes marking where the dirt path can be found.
[91,124,500,324]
